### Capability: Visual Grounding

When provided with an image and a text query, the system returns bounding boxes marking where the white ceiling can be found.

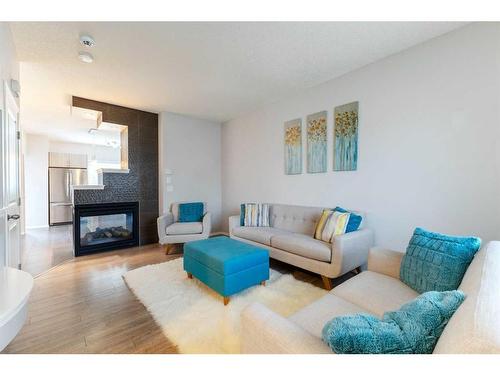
[10,22,467,144]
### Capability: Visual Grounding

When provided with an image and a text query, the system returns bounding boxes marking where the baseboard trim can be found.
[26,225,49,230]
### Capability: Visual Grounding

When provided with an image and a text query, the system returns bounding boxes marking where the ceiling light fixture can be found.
[80,34,95,48]
[78,51,94,63]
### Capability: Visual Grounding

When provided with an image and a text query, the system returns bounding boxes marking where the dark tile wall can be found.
[72,97,159,245]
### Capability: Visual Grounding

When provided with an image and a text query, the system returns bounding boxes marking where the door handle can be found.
[8,214,20,221]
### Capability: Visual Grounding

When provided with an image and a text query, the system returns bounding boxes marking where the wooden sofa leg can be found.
[163,243,174,255]
[353,266,362,275]
[321,275,333,291]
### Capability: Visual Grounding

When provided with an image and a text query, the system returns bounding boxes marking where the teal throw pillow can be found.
[334,206,362,233]
[178,202,204,222]
[322,290,465,354]
[400,228,481,293]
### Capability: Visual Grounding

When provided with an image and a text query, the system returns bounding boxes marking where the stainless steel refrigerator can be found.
[49,167,88,225]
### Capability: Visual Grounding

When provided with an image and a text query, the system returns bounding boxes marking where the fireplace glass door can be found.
[73,202,139,256]
[80,212,133,247]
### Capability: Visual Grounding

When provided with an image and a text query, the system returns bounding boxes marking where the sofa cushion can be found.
[332,271,419,317]
[270,204,323,235]
[290,294,368,338]
[433,242,500,354]
[232,226,290,246]
[322,290,465,354]
[400,227,481,293]
[271,233,332,262]
[166,222,203,235]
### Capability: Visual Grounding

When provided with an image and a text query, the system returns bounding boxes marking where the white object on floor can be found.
[123,258,327,353]
[0,267,34,351]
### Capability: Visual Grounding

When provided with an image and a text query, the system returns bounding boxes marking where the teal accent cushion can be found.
[400,228,481,293]
[334,206,362,233]
[322,290,465,354]
[178,202,204,222]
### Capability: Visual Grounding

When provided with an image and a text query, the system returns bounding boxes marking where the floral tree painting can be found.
[306,111,327,173]
[334,102,359,171]
[284,118,302,175]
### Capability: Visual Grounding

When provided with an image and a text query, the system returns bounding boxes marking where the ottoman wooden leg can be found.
[187,272,193,279]
[223,297,230,306]
[260,280,266,286]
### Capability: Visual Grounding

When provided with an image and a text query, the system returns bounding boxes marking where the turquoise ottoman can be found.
[183,236,269,305]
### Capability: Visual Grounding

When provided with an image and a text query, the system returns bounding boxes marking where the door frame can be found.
[3,80,21,269]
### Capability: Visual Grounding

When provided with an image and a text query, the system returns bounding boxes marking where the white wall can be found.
[222,23,500,249]
[25,134,49,228]
[159,112,222,231]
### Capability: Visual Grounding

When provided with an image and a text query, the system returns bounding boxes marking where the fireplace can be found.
[73,202,139,256]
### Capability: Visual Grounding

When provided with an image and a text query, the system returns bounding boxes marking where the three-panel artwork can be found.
[284,101,358,175]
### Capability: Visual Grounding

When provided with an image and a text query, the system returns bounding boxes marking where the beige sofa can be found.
[241,241,500,354]
[229,204,374,289]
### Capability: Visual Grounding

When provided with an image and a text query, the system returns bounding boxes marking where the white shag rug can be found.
[123,258,327,353]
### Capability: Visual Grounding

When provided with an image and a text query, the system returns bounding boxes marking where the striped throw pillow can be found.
[314,210,350,243]
[241,203,270,227]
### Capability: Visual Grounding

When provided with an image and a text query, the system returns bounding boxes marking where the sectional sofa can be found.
[240,241,500,353]
[229,203,374,289]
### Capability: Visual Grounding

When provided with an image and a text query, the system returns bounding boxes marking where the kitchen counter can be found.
[71,184,105,190]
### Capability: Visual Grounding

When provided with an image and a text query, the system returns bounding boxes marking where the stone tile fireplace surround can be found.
[72,97,159,248]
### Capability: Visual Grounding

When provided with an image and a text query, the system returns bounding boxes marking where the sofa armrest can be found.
[157,213,174,242]
[367,247,404,279]
[202,212,212,235]
[332,228,374,275]
[229,215,241,236]
[241,303,331,354]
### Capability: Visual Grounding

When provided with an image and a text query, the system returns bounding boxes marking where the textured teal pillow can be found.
[178,202,204,222]
[322,290,465,354]
[400,228,481,293]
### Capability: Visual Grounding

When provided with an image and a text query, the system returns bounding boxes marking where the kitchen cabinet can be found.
[69,153,87,168]
[49,152,87,168]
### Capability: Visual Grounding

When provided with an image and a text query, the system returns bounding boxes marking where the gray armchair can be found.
[157,202,211,254]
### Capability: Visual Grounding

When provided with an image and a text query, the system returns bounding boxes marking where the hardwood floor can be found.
[3,241,354,354]
[21,225,75,277]
[4,244,180,354]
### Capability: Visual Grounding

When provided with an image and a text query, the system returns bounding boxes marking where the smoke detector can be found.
[78,51,94,63]
[80,34,95,48]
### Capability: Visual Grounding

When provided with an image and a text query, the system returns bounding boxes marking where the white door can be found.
[2,81,21,269]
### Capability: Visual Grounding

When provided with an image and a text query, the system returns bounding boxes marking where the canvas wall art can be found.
[306,111,327,173]
[333,102,359,171]
[284,118,302,175]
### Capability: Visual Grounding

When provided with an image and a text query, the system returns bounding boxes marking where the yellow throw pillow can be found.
[315,210,333,240]
[321,211,351,243]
